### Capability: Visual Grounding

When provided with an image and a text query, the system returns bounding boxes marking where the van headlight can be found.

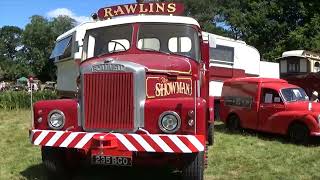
[48,110,65,130]
[158,111,181,133]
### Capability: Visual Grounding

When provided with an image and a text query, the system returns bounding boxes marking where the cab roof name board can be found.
[97,2,185,20]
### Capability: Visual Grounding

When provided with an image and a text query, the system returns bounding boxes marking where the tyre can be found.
[41,147,70,179]
[226,114,240,132]
[288,123,309,144]
[182,152,204,180]
[208,123,214,146]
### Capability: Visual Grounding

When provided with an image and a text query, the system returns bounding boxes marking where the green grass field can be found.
[1,110,320,180]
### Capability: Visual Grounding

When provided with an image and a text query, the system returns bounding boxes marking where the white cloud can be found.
[47,8,91,24]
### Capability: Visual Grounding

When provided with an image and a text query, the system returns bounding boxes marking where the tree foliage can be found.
[212,0,320,61]
[0,26,23,60]
[0,15,75,81]
[172,0,320,61]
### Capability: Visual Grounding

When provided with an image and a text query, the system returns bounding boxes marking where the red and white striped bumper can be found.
[30,130,205,153]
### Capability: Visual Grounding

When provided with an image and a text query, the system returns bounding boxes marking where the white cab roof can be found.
[56,15,199,41]
[85,15,200,30]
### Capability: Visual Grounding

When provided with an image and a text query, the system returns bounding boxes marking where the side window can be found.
[209,45,234,63]
[261,88,282,104]
[50,36,73,60]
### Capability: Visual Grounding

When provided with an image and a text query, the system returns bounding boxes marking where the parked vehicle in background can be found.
[220,77,320,144]
[50,22,92,98]
[43,81,56,91]
[278,50,320,97]
[0,81,10,91]
[11,84,27,91]
[202,32,279,119]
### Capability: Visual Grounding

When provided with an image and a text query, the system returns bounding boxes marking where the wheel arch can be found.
[227,112,241,125]
[287,120,310,135]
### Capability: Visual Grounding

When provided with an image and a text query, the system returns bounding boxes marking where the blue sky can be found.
[0,0,135,28]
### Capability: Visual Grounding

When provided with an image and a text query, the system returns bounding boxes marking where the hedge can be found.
[0,91,57,110]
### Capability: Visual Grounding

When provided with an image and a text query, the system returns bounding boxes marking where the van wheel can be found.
[288,123,309,144]
[208,123,214,146]
[181,152,204,180]
[226,114,240,132]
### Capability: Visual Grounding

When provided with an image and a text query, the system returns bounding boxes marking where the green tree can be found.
[216,0,320,61]
[22,15,75,81]
[0,26,23,60]
[51,15,76,36]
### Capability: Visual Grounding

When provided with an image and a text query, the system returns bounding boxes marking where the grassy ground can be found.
[1,110,320,180]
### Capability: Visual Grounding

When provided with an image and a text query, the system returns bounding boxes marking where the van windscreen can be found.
[281,88,309,102]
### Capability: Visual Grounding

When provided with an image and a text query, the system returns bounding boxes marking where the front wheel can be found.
[41,147,70,179]
[288,123,309,144]
[181,152,204,180]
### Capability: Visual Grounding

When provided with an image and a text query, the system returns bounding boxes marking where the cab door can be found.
[258,88,285,132]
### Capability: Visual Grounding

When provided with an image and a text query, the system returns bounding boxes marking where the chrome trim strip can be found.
[80,59,146,133]
[77,103,81,127]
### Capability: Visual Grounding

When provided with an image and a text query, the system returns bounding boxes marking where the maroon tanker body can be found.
[29,2,214,180]
[220,77,320,143]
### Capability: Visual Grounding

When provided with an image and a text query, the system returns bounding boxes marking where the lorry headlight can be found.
[158,111,181,133]
[48,110,65,130]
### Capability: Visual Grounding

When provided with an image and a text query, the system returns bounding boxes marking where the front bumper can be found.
[30,130,205,153]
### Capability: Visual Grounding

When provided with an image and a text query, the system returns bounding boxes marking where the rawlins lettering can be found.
[98,2,183,19]
[155,78,192,97]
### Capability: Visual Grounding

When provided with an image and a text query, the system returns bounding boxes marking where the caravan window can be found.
[210,45,234,63]
[50,36,72,60]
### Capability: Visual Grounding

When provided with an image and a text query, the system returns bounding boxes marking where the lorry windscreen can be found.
[281,88,309,102]
[137,23,201,61]
[84,24,133,58]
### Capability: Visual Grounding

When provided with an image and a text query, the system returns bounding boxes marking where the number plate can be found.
[92,155,132,167]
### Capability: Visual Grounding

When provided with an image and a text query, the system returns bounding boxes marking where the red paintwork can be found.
[97,2,185,20]
[209,66,246,81]
[83,73,134,130]
[220,77,320,136]
[31,14,211,167]
[33,99,81,131]
[82,53,196,76]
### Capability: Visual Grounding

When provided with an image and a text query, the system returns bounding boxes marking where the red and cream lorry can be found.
[220,77,320,143]
[30,2,214,179]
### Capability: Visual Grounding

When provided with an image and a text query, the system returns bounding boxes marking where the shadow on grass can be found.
[20,163,181,180]
[214,122,320,146]
[20,164,48,180]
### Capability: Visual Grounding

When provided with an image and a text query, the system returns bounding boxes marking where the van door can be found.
[258,88,285,132]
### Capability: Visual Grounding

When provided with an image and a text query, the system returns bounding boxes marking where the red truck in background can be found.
[220,77,320,144]
[29,2,215,180]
